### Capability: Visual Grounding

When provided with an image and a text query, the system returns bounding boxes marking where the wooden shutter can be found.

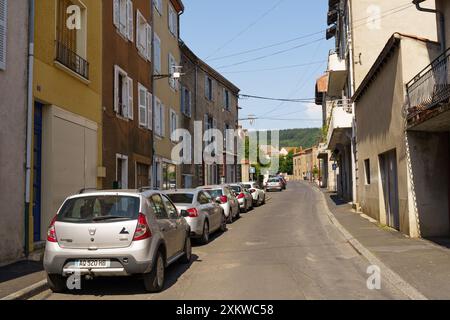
[113,0,119,28]
[180,87,185,115]
[154,98,161,135]
[146,24,152,61]
[127,0,133,41]
[147,92,153,130]
[161,104,166,137]
[0,0,7,70]
[114,65,120,112]
[138,84,147,127]
[127,77,134,120]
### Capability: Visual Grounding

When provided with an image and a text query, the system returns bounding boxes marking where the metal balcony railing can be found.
[55,40,89,79]
[330,99,352,113]
[406,47,450,119]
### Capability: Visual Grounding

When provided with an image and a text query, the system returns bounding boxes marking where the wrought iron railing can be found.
[55,40,89,79]
[406,47,450,119]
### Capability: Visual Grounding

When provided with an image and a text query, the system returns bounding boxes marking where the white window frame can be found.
[136,10,147,58]
[168,53,177,90]
[113,0,133,41]
[169,108,179,142]
[168,3,177,38]
[0,0,7,71]
[153,0,162,16]
[153,32,161,75]
[138,83,149,128]
[114,65,134,120]
[154,97,165,137]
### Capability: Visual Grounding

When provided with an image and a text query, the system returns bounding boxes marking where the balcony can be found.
[406,47,450,131]
[55,40,89,80]
[327,51,348,97]
[326,100,353,150]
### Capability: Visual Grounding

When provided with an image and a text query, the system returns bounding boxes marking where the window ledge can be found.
[54,61,90,85]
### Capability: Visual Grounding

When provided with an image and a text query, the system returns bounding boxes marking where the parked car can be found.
[164,189,227,245]
[241,181,266,206]
[229,184,253,213]
[265,177,284,192]
[200,185,240,223]
[278,176,287,190]
[43,189,192,294]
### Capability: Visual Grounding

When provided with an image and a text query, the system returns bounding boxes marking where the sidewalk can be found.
[0,260,46,300]
[321,189,450,300]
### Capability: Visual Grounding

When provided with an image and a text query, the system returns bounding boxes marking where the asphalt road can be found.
[33,182,407,300]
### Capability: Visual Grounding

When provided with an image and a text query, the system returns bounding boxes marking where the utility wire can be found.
[240,94,315,103]
[221,60,327,74]
[205,0,286,60]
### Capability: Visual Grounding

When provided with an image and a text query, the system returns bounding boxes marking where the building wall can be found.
[349,0,438,89]
[436,0,450,49]
[0,0,28,263]
[33,0,102,242]
[102,0,153,190]
[355,36,440,235]
[153,0,182,188]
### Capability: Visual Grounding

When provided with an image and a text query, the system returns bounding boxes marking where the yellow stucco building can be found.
[29,0,103,251]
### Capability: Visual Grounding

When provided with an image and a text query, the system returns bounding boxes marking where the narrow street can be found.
[33,182,407,300]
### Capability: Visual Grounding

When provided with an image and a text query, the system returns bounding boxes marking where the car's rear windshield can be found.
[57,196,140,223]
[230,186,242,193]
[243,184,252,189]
[166,193,194,204]
[268,178,280,183]
[204,189,223,198]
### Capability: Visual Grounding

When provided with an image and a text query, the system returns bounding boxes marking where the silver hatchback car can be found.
[43,189,192,293]
[164,189,227,245]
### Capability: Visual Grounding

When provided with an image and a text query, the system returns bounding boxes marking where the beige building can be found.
[0,0,29,263]
[293,147,319,182]
[323,0,438,203]
[152,0,184,189]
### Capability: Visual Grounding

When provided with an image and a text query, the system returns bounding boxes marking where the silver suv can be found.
[43,189,192,293]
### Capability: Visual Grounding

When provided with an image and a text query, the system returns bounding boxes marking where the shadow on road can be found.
[63,254,200,296]
[0,261,43,284]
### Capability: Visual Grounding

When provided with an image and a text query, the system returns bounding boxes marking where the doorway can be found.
[379,149,400,230]
[33,103,43,242]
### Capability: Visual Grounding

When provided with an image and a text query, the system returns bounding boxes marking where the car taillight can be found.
[220,196,228,204]
[133,213,152,241]
[187,208,199,218]
[237,193,245,199]
[47,215,58,243]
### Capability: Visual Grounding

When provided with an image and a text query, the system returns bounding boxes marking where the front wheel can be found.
[180,237,192,264]
[47,274,67,293]
[200,222,210,245]
[143,251,165,293]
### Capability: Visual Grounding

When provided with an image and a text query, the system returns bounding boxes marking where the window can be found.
[136,163,150,188]
[136,10,151,61]
[168,3,178,38]
[162,163,177,190]
[153,0,162,15]
[154,97,165,137]
[56,0,88,78]
[223,89,230,111]
[113,0,133,41]
[153,32,161,74]
[138,83,152,128]
[168,53,178,90]
[114,65,133,119]
[0,0,7,70]
[162,195,179,219]
[364,159,371,185]
[181,86,192,117]
[116,154,129,189]
[169,108,179,142]
[205,76,213,101]
[149,194,168,220]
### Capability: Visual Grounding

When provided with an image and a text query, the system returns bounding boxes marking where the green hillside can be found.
[263,128,321,149]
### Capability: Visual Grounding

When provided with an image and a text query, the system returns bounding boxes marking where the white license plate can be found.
[74,259,111,268]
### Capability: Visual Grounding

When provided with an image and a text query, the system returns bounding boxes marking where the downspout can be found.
[413,0,446,53]
[151,1,156,189]
[24,0,35,257]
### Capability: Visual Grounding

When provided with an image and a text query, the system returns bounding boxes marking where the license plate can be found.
[74,259,111,268]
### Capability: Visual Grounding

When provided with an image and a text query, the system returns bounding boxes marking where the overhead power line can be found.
[240,94,315,103]
[221,60,327,74]
[205,0,286,60]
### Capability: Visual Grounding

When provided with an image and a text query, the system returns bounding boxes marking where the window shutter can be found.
[155,98,161,135]
[127,0,133,42]
[0,0,7,70]
[180,86,185,115]
[147,92,153,130]
[127,77,134,120]
[161,104,166,137]
[113,0,119,29]
[204,114,208,131]
[135,11,140,49]
[188,91,192,117]
[138,84,147,127]
[205,76,208,99]
[153,33,161,74]
[146,24,152,61]
[119,0,127,35]
[168,5,173,34]
[113,65,120,112]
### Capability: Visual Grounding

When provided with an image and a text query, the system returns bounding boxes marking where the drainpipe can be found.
[24,0,35,257]
[413,0,446,53]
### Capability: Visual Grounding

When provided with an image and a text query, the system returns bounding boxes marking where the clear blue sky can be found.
[180,0,332,130]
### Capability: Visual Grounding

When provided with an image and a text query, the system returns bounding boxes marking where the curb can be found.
[0,280,48,301]
[315,187,428,300]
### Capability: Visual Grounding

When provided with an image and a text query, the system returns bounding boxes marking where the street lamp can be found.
[153,66,183,80]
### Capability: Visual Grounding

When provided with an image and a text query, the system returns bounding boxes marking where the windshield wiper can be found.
[92,216,129,222]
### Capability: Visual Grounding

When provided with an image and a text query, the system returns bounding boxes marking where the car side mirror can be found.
[180,210,190,218]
